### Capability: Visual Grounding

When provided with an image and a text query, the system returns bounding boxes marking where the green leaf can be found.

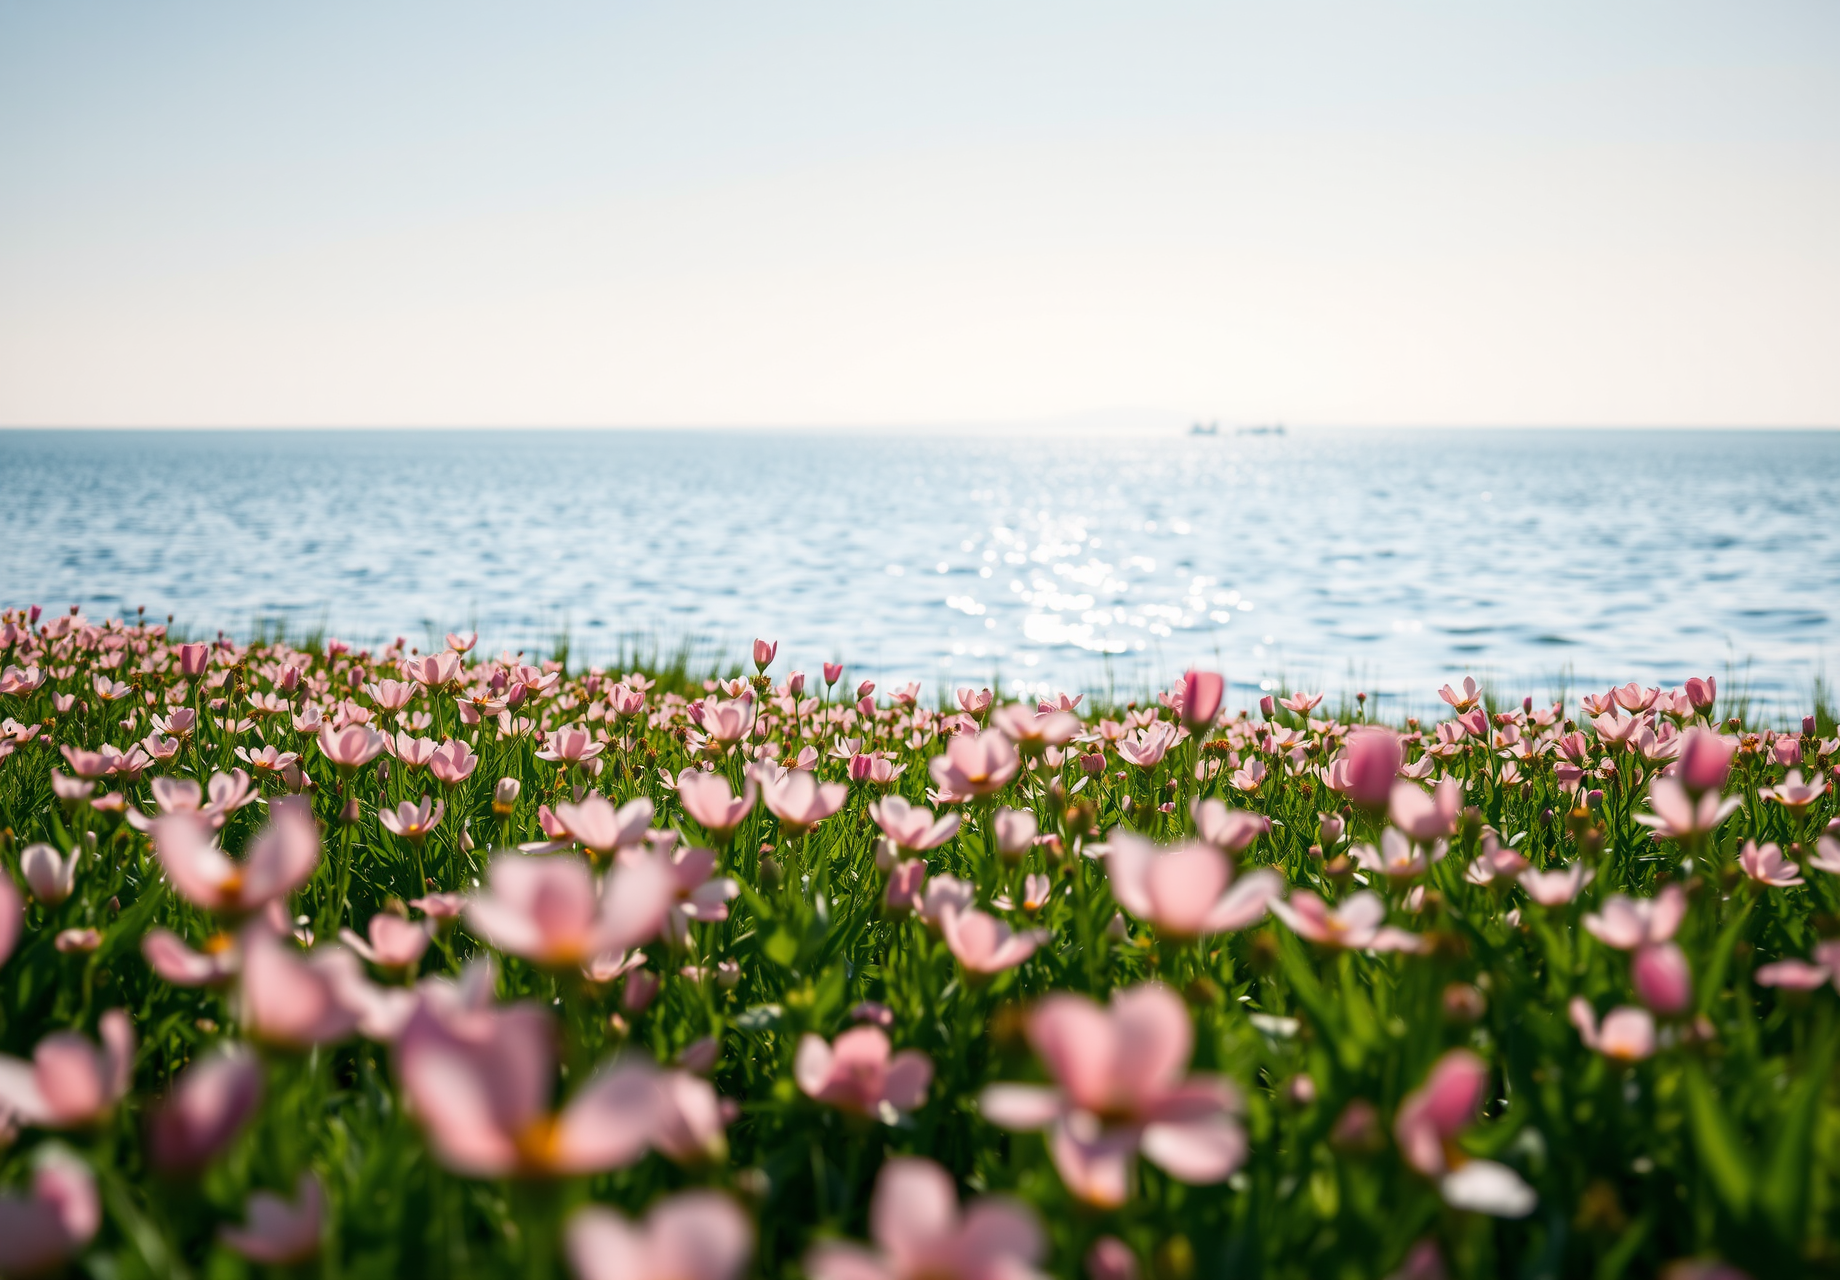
[1696,898,1753,1014]
[763,929,800,968]
[1682,1060,1752,1218]
[1758,1012,1838,1245]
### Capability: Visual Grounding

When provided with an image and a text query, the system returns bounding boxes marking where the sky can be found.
[1,2,1836,430]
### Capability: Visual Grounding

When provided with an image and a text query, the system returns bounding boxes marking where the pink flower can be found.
[1582,885,1686,950]
[1116,722,1180,770]
[537,725,606,766]
[151,802,321,914]
[1190,799,1269,854]
[466,852,675,967]
[795,1026,933,1119]
[1517,863,1593,907]
[20,842,80,906]
[990,705,1083,752]
[0,873,20,968]
[804,1156,1045,1280]
[365,678,418,711]
[1341,729,1401,811]
[869,795,961,853]
[1086,1237,1140,1280]
[380,795,445,842]
[142,928,242,986]
[1569,999,1655,1062]
[340,914,432,970]
[395,999,657,1176]
[992,807,1037,858]
[884,861,928,913]
[220,1173,323,1265]
[939,904,1049,974]
[928,731,1021,801]
[980,984,1246,1207]
[1351,829,1447,880]
[1760,769,1827,813]
[553,794,654,855]
[1270,891,1424,952]
[147,1045,265,1172]
[567,1192,755,1280]
[318,722,387,770]
[660,846,741,945]
[1809,835,1840,876]
[1393,1050,1487,1176]
[699,698,757,747]
[1104,831,1281,938]
[1388,779,1461,842]
[649,1069,734,1165]
[239,929,361,1049]
[1437,677,1481,712]
[1631,942,1693,1015]
[1636,776,1742,839]
[1673,728,1734,795]
[1737,840,1804,888]
[1754,941,1840,990]
[429,738,479,784]
[1022,874,1053,912]
[403,652,462,689]
[0,1148,100,1276]
[763,771,849,836]
[678,772,757,837]
[1181,670,1225,729]
[0,1009,134,1129]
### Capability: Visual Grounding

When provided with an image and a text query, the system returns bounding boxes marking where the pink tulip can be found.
[365,678,418,711]
[804,1156,1044,1280]
[1270,890,1424,952]
[395,999,657,1176]
[927,731,1020,801]
[151,802,320,914]
[340,914,432,970]
[1737,840,1804,888]
[868,795,961,854]
[1190,798,1270,854]
[1116,722,1180,770]
[1636,776,1742,839]
[220,1173,323,1264]
[1389,779,1461,842]
[20,842,80,906]
[147,1045,265,1172]
[1672,728,1733,796]
[1631,942,1693,1015]
[379,795,445,842]
[752,638,777,670]
[763,771,849,836]
[917,874,976,927]
[1582,885,1687,950]
[553,794,654,855]
[678,771,757,837]
[1104,831,1282,938]
[939,905,1049,975]
[795,1026,933,1118]
[1341,729,1401,811]
[466,852,674,968]
[699,699,757,747]
[1022,873,1053,912]
[1517,863,1593,907]
[567,1192,754,1280]
[177,641,210,675]
[0,1009,134,1129]
[429,738,479,784]
[980,984,1246,1207]
[0,1149,100,1276]
[239,929,360,1049]
[0,872,20,967]
[1569,999,1655,1062]
[884,861,928,913]
[1684,675,1717,711]
[993,807,1038,859]
[957,687,993,714]
[1181,670,1225,730]
[317,722,387,770]
[537,725,606,766]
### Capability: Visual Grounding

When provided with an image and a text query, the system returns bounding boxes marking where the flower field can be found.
[1,607,1838,1279]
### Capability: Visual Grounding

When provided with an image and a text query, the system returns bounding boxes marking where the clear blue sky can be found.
[2,2,1836,427]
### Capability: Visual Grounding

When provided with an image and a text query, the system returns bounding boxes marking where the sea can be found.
[3,427,1836,719]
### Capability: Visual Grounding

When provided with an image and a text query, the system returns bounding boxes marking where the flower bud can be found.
[1631,941,1693,1015]
[493,776,521,816]
[1086,1237,1140,1280]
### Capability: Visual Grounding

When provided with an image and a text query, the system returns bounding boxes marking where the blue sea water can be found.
[2,427,1836,716]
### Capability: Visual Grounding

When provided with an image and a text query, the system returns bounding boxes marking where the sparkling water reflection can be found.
[3,428,1835,714]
